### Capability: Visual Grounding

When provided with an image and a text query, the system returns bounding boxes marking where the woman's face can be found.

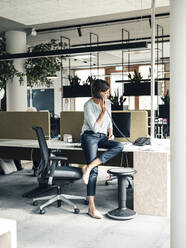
[100,89,110,100]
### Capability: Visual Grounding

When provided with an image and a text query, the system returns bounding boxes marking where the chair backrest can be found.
[32,126,50,177]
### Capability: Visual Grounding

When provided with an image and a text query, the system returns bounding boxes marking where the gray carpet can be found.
[0,163,170,248]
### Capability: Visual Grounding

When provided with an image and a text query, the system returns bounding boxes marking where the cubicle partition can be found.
[60,111,84,141]
[60,110,148,142]
[0,111,50,140]
[121,110,148,142]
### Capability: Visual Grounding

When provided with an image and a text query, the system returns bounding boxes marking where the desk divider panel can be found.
[0,112,50,140]
[60,112,84,141]
[60,110,148,142]
[112,110,148,142]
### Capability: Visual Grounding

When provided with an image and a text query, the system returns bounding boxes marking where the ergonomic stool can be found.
[107,167,137,220]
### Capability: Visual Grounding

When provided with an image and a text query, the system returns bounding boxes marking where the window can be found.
[110,72,135,110]
[138,65,164,110]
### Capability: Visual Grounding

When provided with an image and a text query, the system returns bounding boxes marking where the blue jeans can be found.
[81,131,124,196]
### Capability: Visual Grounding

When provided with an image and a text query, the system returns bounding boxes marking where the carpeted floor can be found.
[0,162,170,248]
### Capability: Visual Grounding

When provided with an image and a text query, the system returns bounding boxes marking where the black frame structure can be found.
[0,42,148,61]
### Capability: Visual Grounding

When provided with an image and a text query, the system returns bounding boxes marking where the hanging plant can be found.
[0,35,24,89]
[85,75,96,85]
[161,90,170,105]
[68,75,81,86]
[25,39,66,87]
[109,89,126,110]
[128,69,143,83]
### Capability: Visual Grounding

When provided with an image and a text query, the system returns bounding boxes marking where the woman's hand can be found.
[100,98,107,113]
[108,128,114,140]
[96,98,107,126]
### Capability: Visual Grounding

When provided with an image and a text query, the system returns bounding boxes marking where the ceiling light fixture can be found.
[27,28,37,36]
[77,27,82,37]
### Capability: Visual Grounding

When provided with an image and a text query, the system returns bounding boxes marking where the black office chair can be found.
[32,126,86,214]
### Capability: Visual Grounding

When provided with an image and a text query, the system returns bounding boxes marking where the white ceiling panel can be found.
[0,0,170,68]
[0,0,170,26]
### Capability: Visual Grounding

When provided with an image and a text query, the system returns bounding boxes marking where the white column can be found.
[5,31,27,111]
[170,0,186,247]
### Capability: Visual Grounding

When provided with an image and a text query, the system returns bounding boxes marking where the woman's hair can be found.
[91,79,110,98]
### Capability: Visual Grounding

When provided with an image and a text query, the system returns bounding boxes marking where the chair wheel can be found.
[84,200,89,205]
[74,208,80,214]
[40,209,45,214]
[33,201,38,206]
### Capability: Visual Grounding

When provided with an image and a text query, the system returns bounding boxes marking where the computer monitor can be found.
[51,117,60,138]
[112,112,131,138]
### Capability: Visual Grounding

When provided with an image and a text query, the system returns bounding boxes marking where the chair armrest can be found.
[49,156,68,161]
[48,156,68,185]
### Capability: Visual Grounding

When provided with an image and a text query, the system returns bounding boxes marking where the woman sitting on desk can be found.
[81,79,124,219]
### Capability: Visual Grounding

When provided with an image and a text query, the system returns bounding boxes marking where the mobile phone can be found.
[97,93,103,100]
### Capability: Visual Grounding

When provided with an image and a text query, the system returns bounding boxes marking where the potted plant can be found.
[161,90,170,106]
[159,90,170,118]
[109,89,126,110]
[85,75,96,85]
[0,35,24,110]
[0,35,24,90]
[124,69,158,96]
[68,75,81,86]
[25,39,66,88]
[128,69,143,83]
[63,75,93,98]
[158,90,170,136]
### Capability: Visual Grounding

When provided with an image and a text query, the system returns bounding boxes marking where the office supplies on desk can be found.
[63,134,72,142]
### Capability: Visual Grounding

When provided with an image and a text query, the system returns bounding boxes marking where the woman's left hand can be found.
[108,133,114,140]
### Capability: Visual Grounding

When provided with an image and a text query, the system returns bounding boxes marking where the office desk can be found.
[0,138,170,216]
[0,139,124,165]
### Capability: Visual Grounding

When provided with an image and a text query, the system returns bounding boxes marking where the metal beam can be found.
[0,42,147,61]
[115,78,170,83]
[71,35,170,47]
